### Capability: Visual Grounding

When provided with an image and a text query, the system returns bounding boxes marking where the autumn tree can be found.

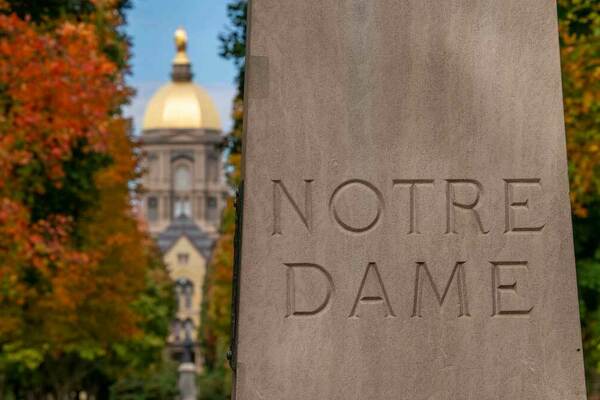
[0,1,175,397]
[558,0,600,393]
[198,1,246,399]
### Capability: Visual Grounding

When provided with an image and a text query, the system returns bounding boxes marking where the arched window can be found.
[176,279,194,312]
[183,319,194,341]
[148,153,159,182]
[184,281,194,310]
[175,279,184,312]
[206,196,218,222]
[174,196,191,218]
[172,319,182,344]
[206,151,219,183]
[147,197,159,222]
[177,253,189,265]
[174,165,191,191]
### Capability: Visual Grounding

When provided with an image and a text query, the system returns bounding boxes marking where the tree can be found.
[3,0,132,70]
[0,2,175,397]
[199,1,246,399]
[559,0,600,393]
[559,0,600,217]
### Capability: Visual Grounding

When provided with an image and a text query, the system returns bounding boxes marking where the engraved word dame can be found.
[283,260,534,319]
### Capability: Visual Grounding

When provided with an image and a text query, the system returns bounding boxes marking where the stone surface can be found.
[178,362,197,400]
[233,1,587,399]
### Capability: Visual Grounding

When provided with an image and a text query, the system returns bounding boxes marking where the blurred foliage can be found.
[2,0,132,70]
[217,0,246,161]
[559,0,600,38]
[108,360,179,400]
[0,0,175,398]
[558,0,600,391]
[560,0,600,217]
[199,1,246,399]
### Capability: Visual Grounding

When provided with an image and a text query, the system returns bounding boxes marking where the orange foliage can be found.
[0,14,127,189]
[0,12,155,362]
[560,23,600,216]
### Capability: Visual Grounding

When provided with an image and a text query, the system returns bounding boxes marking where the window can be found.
[184,282,194,310]
[177,253,189,265]
[174,165,191,191]
[172,319,182,343]
[174,284,182,310]
[148,153,159,181]
[206,196,218,221]
[207,196,217,208]
[175,279,194,312]
[174,197,191,218]
[206,152,219,182]
[147,197,158,222]
[183,319,194,341]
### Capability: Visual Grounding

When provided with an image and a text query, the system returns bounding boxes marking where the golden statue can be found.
[173,27,190,65]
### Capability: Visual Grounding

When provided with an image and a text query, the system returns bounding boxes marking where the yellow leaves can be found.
[560,24,600,216]
[0,196,107,347]
[0,11,169,362]
[231,97,244,122]
[228,153,242,186]
[105,232,133,247]
[583,91,595,113]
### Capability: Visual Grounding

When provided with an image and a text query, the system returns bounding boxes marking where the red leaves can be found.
[0,11,163,361]
[559,13,600,216]
[0,14,125,187]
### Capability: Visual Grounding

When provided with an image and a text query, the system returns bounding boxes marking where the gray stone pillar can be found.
[232,1,587,399]
[177,362,197,400]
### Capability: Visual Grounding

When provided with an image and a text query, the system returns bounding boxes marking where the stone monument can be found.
[232,1,587,399]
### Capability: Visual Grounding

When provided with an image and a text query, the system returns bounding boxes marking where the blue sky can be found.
[124,0,237,134]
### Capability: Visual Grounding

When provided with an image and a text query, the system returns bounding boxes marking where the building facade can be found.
[139,28,227,367]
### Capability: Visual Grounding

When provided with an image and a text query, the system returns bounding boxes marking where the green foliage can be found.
[558,0,600,390]
[29,145,112,224]
[218,0,247,159]
[558,0,600,38]
[197,337,232,400]
[575,201,600,376]
[0,252,176,398]
[219,0,247,85]
[199,2,247,399]
[109,361,179,400]
[106,255,176,383]
[4,0,97,21]
[0,2,176,397]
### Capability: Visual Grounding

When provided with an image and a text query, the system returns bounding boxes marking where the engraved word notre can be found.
[271,178,546,235]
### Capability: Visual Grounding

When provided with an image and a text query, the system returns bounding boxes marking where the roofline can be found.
[161,231,217,260]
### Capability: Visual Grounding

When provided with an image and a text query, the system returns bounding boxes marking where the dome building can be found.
[139,28,227,368]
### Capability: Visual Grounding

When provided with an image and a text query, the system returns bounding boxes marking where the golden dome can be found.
[143,82,221,130]
[142,28,222,131]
